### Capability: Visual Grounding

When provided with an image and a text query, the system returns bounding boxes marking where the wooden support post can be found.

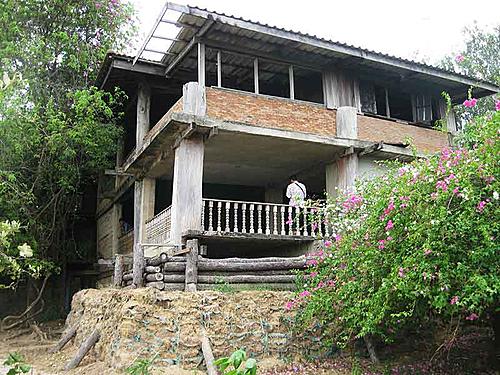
[111,203,122,256]
[185,239,199,292]
[170,135,204,246]
[64,330,100,370]
[385,88,391,118]
[132,181,145,287]
[113,254,124,287]
[136,80,150,148]
[254,58,259,94]
[50,325,77,353]
[289,65,294,100]
[198,42,205,87]
[216,50,222,87]
[326,106,359,197]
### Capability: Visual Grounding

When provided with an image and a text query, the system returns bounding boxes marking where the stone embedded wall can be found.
[64,288,325,371]
[205,87,449,153]
[206,87,337,137]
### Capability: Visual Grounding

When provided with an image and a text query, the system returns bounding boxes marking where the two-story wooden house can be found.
[95,3,498,290]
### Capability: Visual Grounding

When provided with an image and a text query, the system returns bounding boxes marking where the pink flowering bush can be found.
[292,112,499,349]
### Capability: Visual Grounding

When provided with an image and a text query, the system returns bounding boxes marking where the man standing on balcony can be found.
[286,175,307,207]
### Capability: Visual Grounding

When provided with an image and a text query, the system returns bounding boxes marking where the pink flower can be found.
[324,240,332,247]
[455,54,465,63]
[452,187,460,195]
[463,98,478,108]
[385,220,394,231]
[285,301,294,310]
[378,239,386,250]
[309,272,318,278]
[450,296,459,305]
[334,234,342,242]
[387,236,393,241]
[496,100,500,111]
[299,290,311,298]
[398,267,405,278]
[327,280,335,287]
[95,2,102,8]
[477,201,487,212]
[430,192,438,200]
[424,249,432,256]
[466,313,479,321]
[436,180,448,191]
[306,259,318,266]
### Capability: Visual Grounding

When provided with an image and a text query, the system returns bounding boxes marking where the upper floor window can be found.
[414,94,432,124]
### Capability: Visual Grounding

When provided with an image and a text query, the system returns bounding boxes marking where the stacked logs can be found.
[120,251,307,291]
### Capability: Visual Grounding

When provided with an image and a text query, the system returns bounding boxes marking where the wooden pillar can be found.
[254,58,259,94]
[289,65,295,100]
[326,106,359,197]
[216,50,222,87]
[111,203,122,256]
[170,135,205,246]
[136,81,151,148]
[185,239,199,292]
[198,42,205,87]
[132,181,145,287]
[113,254,124,287]
[183,82,206,117]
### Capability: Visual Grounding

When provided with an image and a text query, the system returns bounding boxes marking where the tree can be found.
[0,0,135,312]
[291,111,499,362]
[440,23,500,119]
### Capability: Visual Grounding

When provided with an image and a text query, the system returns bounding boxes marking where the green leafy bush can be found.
[3,352,31,375]
[291,112,499,347]
[215,349,257,375]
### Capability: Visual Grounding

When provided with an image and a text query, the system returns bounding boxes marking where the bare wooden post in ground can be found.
[201,328,218,375]
[50,325,77,353]
[113,254,124,287]
[64,329,100,370]
[185,239,199,292]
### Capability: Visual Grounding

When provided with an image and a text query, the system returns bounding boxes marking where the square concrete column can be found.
[170,134,205,246]
[326,106,359,197]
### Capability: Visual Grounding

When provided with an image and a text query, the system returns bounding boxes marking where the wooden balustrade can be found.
[201,198,327,237]
[145,205,172,244]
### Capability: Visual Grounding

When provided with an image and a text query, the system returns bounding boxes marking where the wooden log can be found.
[198,269,295,277]
[145,273,164,282]
[163,274,185,283]
[144,266,161,273]
[197,283,296,291]
[162,262,186,272]
[198,274,295,284]
[113,255,125,287]
[201,328,217,375]
[124,279,133,286]
[145,281,164,290]
[198,259,306,272]
[199,255,306,264]
[64,330,100,370]
[185,239,199,292]
[50,325,77,353]
[163,283,185,291]
[146,254,186,266]
[122,273,133,282]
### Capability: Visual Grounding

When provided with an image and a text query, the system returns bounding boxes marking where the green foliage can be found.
[214,276,236,293]
[0,0,135,288]
[215,349,257,375]
[440,23,499,119]
[292,112,499,347]
[125,353,158,375]
[3,352,31,375]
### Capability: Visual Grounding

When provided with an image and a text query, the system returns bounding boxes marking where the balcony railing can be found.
[202,198,328,238]
[145,205,172,244]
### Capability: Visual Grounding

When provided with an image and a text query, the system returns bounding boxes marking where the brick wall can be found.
[206,87,337,136]
[206,87,448,153]
[358,115,449,153]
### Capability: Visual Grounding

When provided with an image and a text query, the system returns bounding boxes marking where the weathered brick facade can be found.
[205,87,449,153]
[206,87,337,137]
[358,115,449,153]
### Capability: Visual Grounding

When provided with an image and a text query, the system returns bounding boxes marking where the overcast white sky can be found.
[130,0,499,65]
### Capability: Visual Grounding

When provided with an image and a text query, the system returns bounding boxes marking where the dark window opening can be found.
[414,94,433,125]
[259,60,289,98]
[150,91,183,126]
[374,85,388,116]
[123,98,137,158]
[388,89,413,122]
[205,47,219,88]
[219,51,255,93]
[155,179,172,214]
[294,67,323,104]
[360,81,377,114]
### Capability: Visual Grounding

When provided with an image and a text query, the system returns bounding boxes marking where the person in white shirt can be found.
[286,175,307,207]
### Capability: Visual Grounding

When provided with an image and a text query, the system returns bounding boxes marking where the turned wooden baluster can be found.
[208,200,214,231]
[257,204,263,234]
[280,206,286,235]
[303,207,309,236]
[324,207,330,237]
[233,202,239,232]
[273,206,278,235]
[314,208,320,237]
[287,205,293,235]
[225,202,231,232]
[264,205,270,235]
[249,204,255,233]
[201,200,205,230]
[242,203,247,233]
[217,201,222,232]
[293,207,300,236]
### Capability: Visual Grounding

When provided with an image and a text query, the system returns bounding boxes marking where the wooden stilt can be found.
[185,239,199,292]
[201,328,218,375]
[64,330,100,370]
[50,325,77,353]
